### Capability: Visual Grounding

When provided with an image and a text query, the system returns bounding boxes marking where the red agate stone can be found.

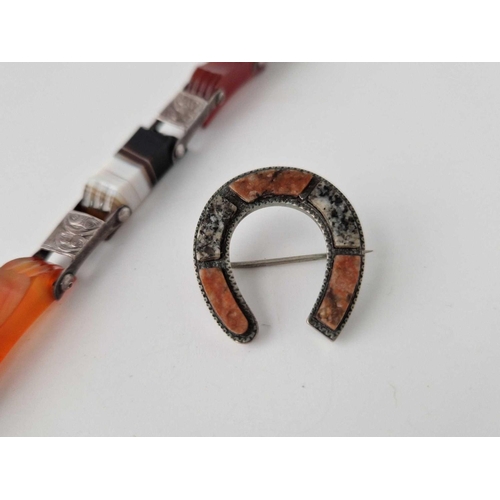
[187,62,264,126]
[199,267,248,335]
[316,255,361,331]
[229,169,313,203]
[0,257,63,362]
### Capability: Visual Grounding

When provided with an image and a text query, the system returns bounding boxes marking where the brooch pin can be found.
[194,167,366,342]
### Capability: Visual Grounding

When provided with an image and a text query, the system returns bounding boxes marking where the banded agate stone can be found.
[82,157,152,213]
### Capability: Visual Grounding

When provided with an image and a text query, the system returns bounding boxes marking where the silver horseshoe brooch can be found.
[194,167,365,343]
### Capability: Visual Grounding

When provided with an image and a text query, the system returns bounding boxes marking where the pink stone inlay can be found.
[199,267,248,335]
[316,255,361,331]
[229,169,313,203]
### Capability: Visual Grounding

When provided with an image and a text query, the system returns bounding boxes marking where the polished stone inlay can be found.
[229,169,313,203]
[308,181,361,248]
[199,268,248,335]
[82,156,152,213]
[316,255,361,331]
[196,195,237,262]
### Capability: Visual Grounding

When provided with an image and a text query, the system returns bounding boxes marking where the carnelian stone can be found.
[186,63,261,125]
[0,257,63,362]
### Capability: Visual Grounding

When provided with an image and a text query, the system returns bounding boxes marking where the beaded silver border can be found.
[193,167,365,343]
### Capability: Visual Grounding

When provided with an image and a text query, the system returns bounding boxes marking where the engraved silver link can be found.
[155,90,222,156]
[41,211,105,260]
[35,207,130,299]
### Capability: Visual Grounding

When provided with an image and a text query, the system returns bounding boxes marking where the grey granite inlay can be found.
[196,195,237,262]
[308,181,360,248]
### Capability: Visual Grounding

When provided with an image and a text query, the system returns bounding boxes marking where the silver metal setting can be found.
[117,206,132,223]
[35,206,131,299]
[194,167,365,344]
[159,91,209,130]
[40,211,104,259]
[174,143,186,159]
[60,273,76,292]
[156,90,222,157]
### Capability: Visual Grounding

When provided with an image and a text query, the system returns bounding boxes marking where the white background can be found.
[0,63,499,436]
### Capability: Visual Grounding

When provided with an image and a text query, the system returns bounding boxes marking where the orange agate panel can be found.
[0,258,63,362]
[316,255,361,331]
[229,169,313,203]
[199,267,248,335]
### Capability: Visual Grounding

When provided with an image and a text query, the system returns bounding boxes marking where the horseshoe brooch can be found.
[194,167,365,343]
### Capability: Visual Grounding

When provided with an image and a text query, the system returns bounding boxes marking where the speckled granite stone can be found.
[308,181,361,248]
[316,255,361,330]
[229,169,313,203]
[199,268,248,335]
[196,195,237,262]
